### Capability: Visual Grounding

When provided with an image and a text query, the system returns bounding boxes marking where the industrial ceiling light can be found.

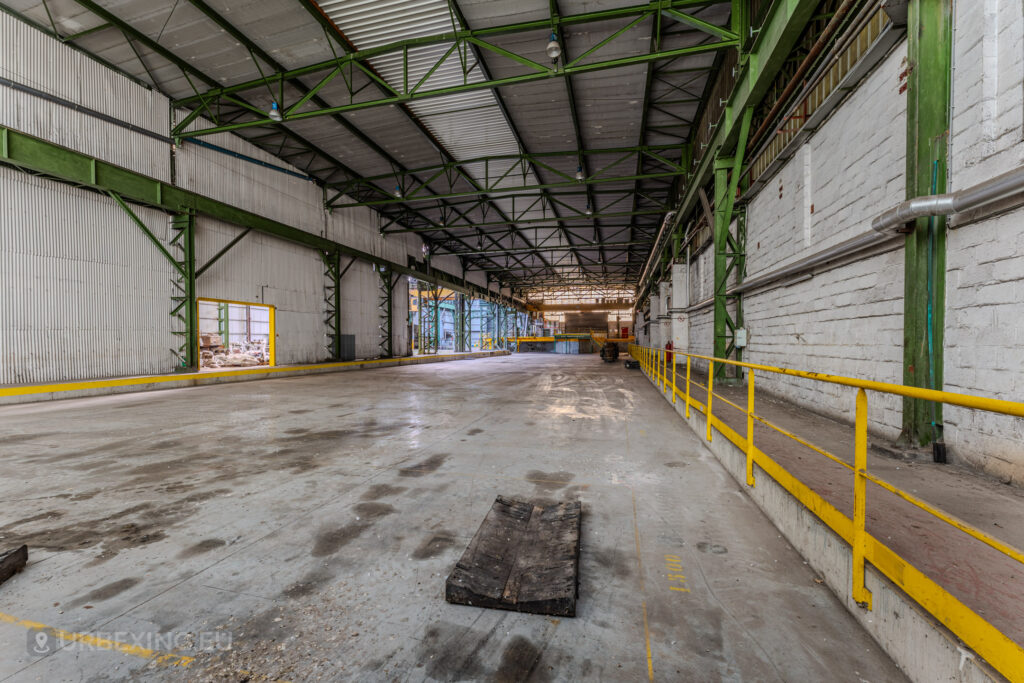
[575,165,584,182]
[545,32,561,60]
[584,203,593,216]
[393,185,402,198]
[268,101,282,122]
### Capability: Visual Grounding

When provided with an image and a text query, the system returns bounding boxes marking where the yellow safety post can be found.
[746,370,755,486]
[706,360,714,441]
[852,388,873,609]
[671,349,676,405]
[685,356,691,418]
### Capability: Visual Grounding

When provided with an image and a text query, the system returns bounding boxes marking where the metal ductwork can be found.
[872,164,1024,233]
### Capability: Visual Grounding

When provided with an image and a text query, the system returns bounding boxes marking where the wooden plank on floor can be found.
[446,496,581,617]
[0,545,27,586]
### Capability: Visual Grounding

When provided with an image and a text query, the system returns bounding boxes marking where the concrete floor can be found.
[0,354,905,682]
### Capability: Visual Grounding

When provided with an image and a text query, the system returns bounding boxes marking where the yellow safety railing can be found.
[628,343,1024,681]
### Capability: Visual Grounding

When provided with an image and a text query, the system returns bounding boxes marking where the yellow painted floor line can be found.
[631,488,655,681]
[0,610,194,668]
[0,351,506,398]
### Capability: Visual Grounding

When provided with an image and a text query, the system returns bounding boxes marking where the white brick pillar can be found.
[658,282,672,350]
[648,294,661,347]
[670,263,689,356]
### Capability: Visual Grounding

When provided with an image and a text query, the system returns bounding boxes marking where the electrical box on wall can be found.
[735,328,748,349]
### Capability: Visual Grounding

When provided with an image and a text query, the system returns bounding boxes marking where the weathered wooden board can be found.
[446,496,581,617]
[0,545,28,587]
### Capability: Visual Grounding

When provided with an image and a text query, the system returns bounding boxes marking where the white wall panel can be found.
[746,43,907,279]
[196,217,327,366]
[0,168,176,383]
[175,122,325,235]
[727,44,907,437]
[945,0,1024,481]
[0,12,171,180]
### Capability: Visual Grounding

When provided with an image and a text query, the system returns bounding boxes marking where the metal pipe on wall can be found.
[872,164,1024,233]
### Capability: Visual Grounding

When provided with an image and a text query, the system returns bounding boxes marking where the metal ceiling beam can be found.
[181,0,528,279]
[380,209,665,234]
[549,0,605,271]
[331,169,687,207]
[443,241,649,257]
[175,0,729,107]
[0,124,526,309]
[635,0,820,306]
[444,0,582,285]
[296,0,551,283]
[171,30,737,137]
[535,302,634,312]
[330,144,684,188]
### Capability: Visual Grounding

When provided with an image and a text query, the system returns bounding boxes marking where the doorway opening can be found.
[198,298,276,369]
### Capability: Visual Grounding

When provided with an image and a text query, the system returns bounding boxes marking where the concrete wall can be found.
[945,0,1024,482]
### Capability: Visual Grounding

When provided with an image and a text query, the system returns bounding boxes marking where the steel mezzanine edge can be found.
[627,344,1024,681]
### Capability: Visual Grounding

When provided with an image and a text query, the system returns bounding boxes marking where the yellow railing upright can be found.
[628,343,1024,682]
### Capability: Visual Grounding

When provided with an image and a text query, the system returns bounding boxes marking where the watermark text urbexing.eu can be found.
[27,627,232,657]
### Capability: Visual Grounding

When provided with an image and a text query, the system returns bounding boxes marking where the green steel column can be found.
[713,161,731,375]
[378,265,394,358]
[432,292,440,352]
[169,210,198,371]
[329,251,342,360]
[712,107,752,381]
[903,0,952,447]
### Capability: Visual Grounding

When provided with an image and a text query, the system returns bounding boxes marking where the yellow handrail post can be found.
[661,348,666,392]
[852,388,873,610]
[671,349,677,405]
[685,355,691,418]
[746,370,755,487]
[706,360,714,442]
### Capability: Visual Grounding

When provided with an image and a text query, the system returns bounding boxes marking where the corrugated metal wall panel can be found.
[195,217,328,365]
[337,261,387,360]
[0,168,177,384]
[175,115,326,234]
[0,12,171,181]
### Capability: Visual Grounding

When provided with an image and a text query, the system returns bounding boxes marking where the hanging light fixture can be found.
[575,165,584,182]
[545,32,561,60]
[393,184,402,198]
[268,101,282,122]
[584,202,593,216]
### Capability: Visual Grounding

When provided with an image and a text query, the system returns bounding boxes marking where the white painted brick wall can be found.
[700,42,908,438]
[744,250,905,436]
[747,43,908,278]
[945,0,1024,481]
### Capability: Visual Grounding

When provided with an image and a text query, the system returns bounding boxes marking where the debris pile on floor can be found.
[200,337,269,368]
[446,496,581,616]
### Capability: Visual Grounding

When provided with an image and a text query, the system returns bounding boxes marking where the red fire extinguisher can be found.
[665,340,673,364]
